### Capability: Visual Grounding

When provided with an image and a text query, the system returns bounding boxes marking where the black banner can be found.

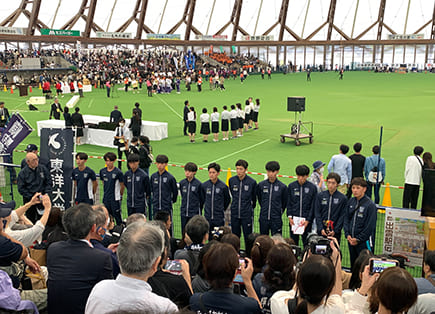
[40,128,74,211]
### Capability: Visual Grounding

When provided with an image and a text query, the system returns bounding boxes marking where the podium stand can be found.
[424,217,435,250]
[18,84,28,97]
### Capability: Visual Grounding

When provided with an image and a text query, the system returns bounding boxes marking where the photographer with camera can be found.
[343,177,377,268]
[271,237,343,314]
[189,242,261,313]
[314,172,347,245]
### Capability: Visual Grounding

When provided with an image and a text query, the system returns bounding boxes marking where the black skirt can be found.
[252,111,259,122]
[200,122,210,135]
[221,119,229,131]
[230,118,237,131]
[237,117,243,128]
[76,127,84,137]
[211,121,219,133]
[188,121,196,134]
[244,113,251,124]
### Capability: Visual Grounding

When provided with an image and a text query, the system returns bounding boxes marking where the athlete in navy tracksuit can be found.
[72,153,97,205]
[179,162,203,232]
[314,172,347,245]
[201,163,231,236]
[256,161,288,235]
[150,155,178,219]
[287,165,318,247]
[229,160,257,245]
[344,177,377,268]
[100,152,124,225]
[124,154,151,216]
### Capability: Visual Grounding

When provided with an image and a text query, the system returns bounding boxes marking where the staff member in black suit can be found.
[49,97,63,120]
[71,107,85,145]
[0,101,10,130]
[64,107,73,128]
[47,203,113,314]
[183,100,189,136]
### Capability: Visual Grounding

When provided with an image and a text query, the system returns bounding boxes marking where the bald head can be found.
[26,152,39,169]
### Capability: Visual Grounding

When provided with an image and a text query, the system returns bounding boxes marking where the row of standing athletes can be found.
[186,98,260,143]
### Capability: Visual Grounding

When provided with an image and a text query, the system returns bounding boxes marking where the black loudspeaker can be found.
[287,97,305,112]
[422,169,435,217]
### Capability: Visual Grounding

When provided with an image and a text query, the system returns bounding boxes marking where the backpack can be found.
[368,166,383,184]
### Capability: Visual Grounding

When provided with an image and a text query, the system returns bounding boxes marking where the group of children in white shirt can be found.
[186,97,260,143]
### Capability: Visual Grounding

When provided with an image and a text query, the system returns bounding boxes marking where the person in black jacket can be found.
[64,107,73,128]
[71,107,85,145]
[138,135,152,176]
[0,101,11,129]
[183,100,189,136]
[130,109,141,137]
[344,177,377,268]
[17,152,52,223]
[49,97,63,120]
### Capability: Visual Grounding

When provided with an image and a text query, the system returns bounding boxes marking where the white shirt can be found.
[6,211,45,247]
[253,104,260,112]
[270,289,296,314]
[230,109,238,119]
[85,274,177,314]
[311,294,345,314]
[221,110,231,120]
[211,112,219,122]
[200,113,210,123]
[404,155,423,185]
[244,105,251,114]
[187,111,196,121]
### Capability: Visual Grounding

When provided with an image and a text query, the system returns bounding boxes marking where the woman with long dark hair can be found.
[129,109,141,137]
[71,107,84,145]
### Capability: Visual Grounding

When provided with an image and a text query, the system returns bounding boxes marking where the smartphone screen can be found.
[315,244,328,255]
[370,259,398,273]
[165,260,182,274]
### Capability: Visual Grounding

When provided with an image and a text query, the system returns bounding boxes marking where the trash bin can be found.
[18,84,28,97]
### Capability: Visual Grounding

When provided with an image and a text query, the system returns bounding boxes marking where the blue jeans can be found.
[366,182,381,204]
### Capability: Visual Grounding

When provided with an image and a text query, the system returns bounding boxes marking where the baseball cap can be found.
[0,200,16,218]
[25,144,38,152]
[312,160,326,170]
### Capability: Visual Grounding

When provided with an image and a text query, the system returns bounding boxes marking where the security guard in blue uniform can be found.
[229,159,257,246]
[314,172,347,245]
[201,163,231,236]
[287,165,318,247]
[179,162,203,232]
[344,177,377,268]
[257,161,288,236]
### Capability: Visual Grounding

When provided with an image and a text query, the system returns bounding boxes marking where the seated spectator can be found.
[148,221,192,309]
[221,233,240,253]
[192,241,217,293]
[47,203,113,314]
[414,250,435,294]
[245,233,260,257]
[368,267,417,314]
[90,205,120,278]
[4,193,52,247]
[0,270,38,313]
[253,243,297,313]
[346,249,373,292]
[41,206,63,242]
[85,221,177,313]
[190,243,261,313]
[271,239,343,314]
[251,235,275,276]
[154,210,172,232]
[125,212,146,226]
[174,215,209,276]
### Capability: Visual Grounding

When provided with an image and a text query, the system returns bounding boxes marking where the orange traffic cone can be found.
[29,86,33,93]
[94,82,97,88]
[381,183,392,207]
[10,86,13,94]
[226,168,232,186]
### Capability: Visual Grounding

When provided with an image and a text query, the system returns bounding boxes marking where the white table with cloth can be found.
[36,115,168,148]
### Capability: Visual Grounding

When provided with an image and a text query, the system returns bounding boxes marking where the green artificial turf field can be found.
[1,70,432,272]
